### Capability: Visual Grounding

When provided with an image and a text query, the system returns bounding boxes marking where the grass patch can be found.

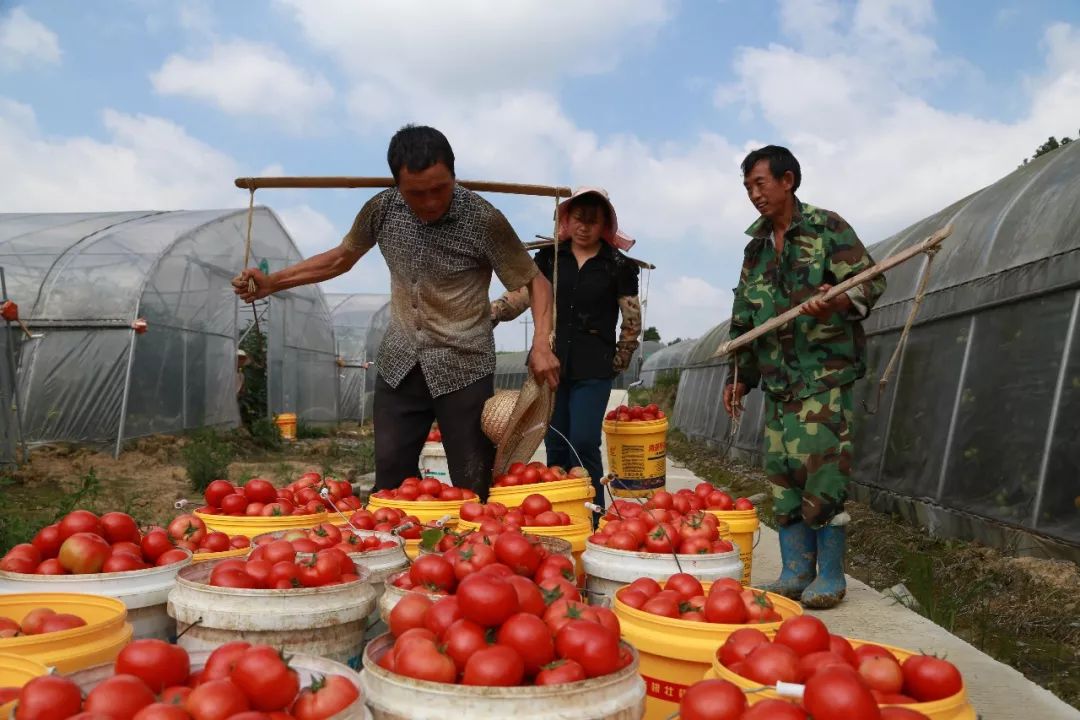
[182,429,234,493]
[297,421,330,439]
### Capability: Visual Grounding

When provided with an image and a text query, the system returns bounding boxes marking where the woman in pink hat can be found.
[491,187,641,513]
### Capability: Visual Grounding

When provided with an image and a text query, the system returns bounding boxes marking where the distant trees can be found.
[643,327,661,342]
[1022,131,1076,165]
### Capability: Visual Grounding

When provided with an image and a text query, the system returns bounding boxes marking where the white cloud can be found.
[0,7,61,72]
[0,98,242,211]
[276,204,391,296]
[644,276,733,343]
[151,40,334,132]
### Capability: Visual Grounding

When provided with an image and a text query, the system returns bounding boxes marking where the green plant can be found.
[297,420,330,439]
[238,327,269,429]
[249,417,283,450]
[182,429,234,493]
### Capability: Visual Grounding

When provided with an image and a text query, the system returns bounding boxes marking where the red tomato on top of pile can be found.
[391,527,578,599]
[0,608,87,638]
[492,461,589,488]
[590,508,735,555]
[0,510,193,576]
[713,614,964,717]
[197,473,360,518]
[208,541,360,590]
[7,638,360,720]
[602,487,754,523]
[344,507,441,540]
[371,476,478,502]
[384,571,630,686]
[460,495,574,527]
[256,523,400,556]
[426,424,442,443]
[604,403,666,423]
[618,576,783,624]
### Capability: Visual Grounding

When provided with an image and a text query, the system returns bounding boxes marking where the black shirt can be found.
[534,242,639,380]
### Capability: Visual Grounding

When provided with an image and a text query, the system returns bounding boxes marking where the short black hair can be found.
[386,125,456,181]
[741,145,801,192]
[566,193,611,225]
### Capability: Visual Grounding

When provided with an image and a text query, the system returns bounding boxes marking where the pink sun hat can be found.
[556,186,636,251]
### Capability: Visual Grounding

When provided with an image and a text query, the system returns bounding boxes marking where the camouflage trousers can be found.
[764,385,854,529]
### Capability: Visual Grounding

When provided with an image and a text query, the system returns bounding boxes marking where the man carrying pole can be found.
[722,145,886,609]
[233,125,560,500]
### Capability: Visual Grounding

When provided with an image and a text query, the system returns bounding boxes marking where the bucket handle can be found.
[175,617,202,641]
[174,498,192,510]
[753,528,762,550]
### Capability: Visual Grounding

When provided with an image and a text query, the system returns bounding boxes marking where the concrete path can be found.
[534,391,1080,719]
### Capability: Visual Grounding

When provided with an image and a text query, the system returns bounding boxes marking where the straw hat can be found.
[482,375,554,475]
[557,186,636,251]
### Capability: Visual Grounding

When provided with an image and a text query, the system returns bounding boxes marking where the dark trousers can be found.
[545,377,613,511]
[373,366,496,500]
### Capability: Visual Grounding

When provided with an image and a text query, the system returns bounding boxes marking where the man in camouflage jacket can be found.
[723,145,885,609]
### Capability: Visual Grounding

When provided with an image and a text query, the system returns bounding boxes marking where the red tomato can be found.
[506,575,547,616]
[719,627,771,667]
[13,675,83,720]
[605,531,639,551]
[443,618,489,672]
[679,678,747,720]
[457,573,519,627]
[132,703,191,720]
[409,554,456,591]
[19,608,54,635]
[262,540,296,565]
[389,594,433,637]
[742,699,810,719]
[100,512,141,544]
[31,524,63,559]
[735,497,755,511]
[617,588,649,610]
[554,619,621,678]
[666,573,705,601]
[204,479,236,508]
[644,523,678,553]
[800,651,855,680]
[641,593,681,618]
[854,644,896,663]
[231,645,300,711]
[775,615,831,657]
[185,678,251,719]
[200,532,230,552]
[243,559,274,588]
[159,686,192,704]
[101,552,148,574]
[537,576,581,605]
[493,532,541,576]
[859,655,904,694]
[521,493,553,516]
[220,493,249,515]
[291,675,359,720]
[496,612,554,676]
[210,567,257,588]
[244,478,278,504]
[58,509,103,541]
[804,665,882,720]
[901,654,963,702]
[141,529,174,562]
[743,643,802,685]
[705,589,748,624]
[58,532,111,574]
[627,577,662,597]
[423,596,462,638]
[35,613,85,634]
[85,674,157,719]
[830,634,858,666]
[156,548,190,567]
[393,637,457,683]
[463,644,525,686]
[202,642,252,681]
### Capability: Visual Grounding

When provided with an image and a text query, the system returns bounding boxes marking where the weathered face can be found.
[743,159,794,219]
[567,206,605,248]
[397,163,455,223]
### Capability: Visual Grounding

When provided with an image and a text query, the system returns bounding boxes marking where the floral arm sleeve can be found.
[490,287,531,324]
[613,295,642,373]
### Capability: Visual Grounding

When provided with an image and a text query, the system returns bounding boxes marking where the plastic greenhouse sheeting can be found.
[0,208,338,451]
[639,339,698,388]
[326,292,390,421]
[669,142,1080,556]
[493,340,661,392]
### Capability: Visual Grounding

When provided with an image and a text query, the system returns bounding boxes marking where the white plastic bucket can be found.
[167,558,377,670]
[0,553,193,641]
[360,633,645,719]
[583,541,743,607]
[66,651,372,720]
[419,442,451,486]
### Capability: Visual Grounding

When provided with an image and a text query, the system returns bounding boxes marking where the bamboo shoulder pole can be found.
[713,224,953,359]
[234,176,572,198]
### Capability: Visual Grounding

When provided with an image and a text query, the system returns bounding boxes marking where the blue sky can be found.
[2,0,1079,349]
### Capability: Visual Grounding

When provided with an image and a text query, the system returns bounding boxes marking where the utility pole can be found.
[519,317,532,351]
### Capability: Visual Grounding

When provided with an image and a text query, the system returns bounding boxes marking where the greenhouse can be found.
[0,207,338,455]
[671,141,1080,559]
[326,292,390,422]
[494,340,662,392]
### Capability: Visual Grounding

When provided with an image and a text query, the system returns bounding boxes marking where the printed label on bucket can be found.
[642,673,690,703]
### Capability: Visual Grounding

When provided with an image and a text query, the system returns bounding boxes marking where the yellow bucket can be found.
[367,496,479,524]
[0,593,133,674]
[190,545,251,564]
[705,509,759,585]
[614,581,802,720]
[603,419,668,497]
[488,477,596,523]
[456,518,592,582]
[194,509,329,539]
[0,653,49,716]
[706,637,977,720]
[274,412,298,440]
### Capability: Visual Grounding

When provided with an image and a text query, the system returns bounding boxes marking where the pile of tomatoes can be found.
[460,495,575,528]
[207,541,360,589]
[704,614,963,718]
[256,524,400,556]
[384,571,630,686]
[590,509,735,555]
[0,608,87,638]
[604,402,666,423]
[617,575,782,624]
[682,484,755,512]
[165,514,251,558]
[602,487,753,523]
[0,510,194,576]
[196,474,360,518]
[344,507,436,540]
[370,476,478,502]
[492,462,589,488]
[6,639,360,720]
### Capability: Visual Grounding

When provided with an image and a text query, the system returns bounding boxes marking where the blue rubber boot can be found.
[758,522,816,599]
[801,525,847,609]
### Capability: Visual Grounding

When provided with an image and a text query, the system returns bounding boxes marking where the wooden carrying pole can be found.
[713,224,954,359]
[235,176,572,198]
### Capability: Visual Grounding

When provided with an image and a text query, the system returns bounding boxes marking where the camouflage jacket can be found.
[728,199,885,401]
